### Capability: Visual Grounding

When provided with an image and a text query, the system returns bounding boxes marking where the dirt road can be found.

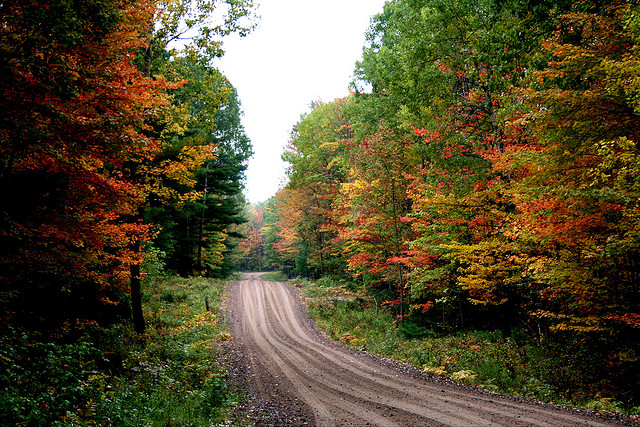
[226,273,625,426]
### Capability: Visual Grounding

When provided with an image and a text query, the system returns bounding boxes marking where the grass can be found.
[296,277,640,416]
[261,271,289,282]
[4,273,636,425]
[0,276,236,426]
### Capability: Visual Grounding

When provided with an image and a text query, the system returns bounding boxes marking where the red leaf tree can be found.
[0,0,169,331]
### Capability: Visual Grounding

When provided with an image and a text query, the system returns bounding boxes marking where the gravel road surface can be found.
[222,272,629,426]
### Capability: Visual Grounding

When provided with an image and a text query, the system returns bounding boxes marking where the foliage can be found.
[302,278,638,414]
[0,0,167,332]
[0,277,233,426]
[0,329,99,425]
[261,271,289,282]
[235,202,267,272]
[278,99,355,278]
[146,67,252,277]
[0,0,256,336]
[333,124,416,320]
[271,0,640,409]
[150,0,257,65]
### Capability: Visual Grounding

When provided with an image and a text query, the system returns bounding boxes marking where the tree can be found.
[139,0,256,78]
[334,125,416,318]
[236,202,266,272]
[0,0,169,331]
[137,0,255,281]
[501,2,640,396]
[264,0,640,406]
[280,99,353,278]
[196,85,252,277]
[0,0,256,335]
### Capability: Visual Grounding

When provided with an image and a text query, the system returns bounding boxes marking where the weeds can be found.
[261,271,289,282]
[0,277,233,426]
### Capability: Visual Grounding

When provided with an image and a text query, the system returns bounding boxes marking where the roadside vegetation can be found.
[1,2,256,425]
[237,0,640,415]
[0,277,235,426]
[296,277,640,417]
[261,271,289,282]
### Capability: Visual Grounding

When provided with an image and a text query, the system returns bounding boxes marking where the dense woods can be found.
[2,0,640,421]
[0,0,256,423]
[0,0,254,333]
[242,0,640,409]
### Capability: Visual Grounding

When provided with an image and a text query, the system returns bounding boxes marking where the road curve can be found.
[228,272,622,426]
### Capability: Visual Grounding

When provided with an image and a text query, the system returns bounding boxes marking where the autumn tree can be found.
[279,99,354,278]
[500,0,640,398]
[0,0,256,335]
[236,202,266,272]
[121,0,255,331]
[260,196,291,273]
[0,0,169,331]
[269,0,639,407]
[349,0,640,400]
[334,125,416,318]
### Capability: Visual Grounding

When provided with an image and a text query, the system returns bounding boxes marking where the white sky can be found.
[215,0,387,204]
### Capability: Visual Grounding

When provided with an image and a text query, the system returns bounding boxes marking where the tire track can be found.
[230,273,623,426]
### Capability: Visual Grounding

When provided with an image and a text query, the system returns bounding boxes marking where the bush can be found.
[0,328,99,425]
[399,321,434,339]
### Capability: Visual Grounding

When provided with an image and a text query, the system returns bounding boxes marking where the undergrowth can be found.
[0,277,234,426]
[261,271,289,282]
[296,277,640,416]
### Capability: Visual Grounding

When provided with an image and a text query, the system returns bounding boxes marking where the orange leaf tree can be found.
[333,125,416,317]
[501,1,640,396]
[278,99,354,278]
[0,0,169,331]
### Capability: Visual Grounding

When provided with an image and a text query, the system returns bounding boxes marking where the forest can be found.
[0,0,255,332]
[0,0,255,423]
[2,0,640,423]
[238,0,640,411]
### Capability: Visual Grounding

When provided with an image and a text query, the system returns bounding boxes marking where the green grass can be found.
[299,278,639,416]
[1,277,236,426]
[261,271,289,282]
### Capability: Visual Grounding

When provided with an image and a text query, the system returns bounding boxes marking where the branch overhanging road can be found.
[227,272,624,426]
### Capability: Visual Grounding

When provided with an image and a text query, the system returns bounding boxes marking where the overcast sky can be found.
[215,0,387,204]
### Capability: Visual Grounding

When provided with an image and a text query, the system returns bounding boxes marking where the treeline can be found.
[0,0,255,334]
[241,0,640,407]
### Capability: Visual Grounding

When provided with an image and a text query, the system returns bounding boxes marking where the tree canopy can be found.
[0,0,255,333]
[259,0,640,407]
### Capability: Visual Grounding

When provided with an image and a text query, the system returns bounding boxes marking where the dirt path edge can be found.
[217,275,638,426]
